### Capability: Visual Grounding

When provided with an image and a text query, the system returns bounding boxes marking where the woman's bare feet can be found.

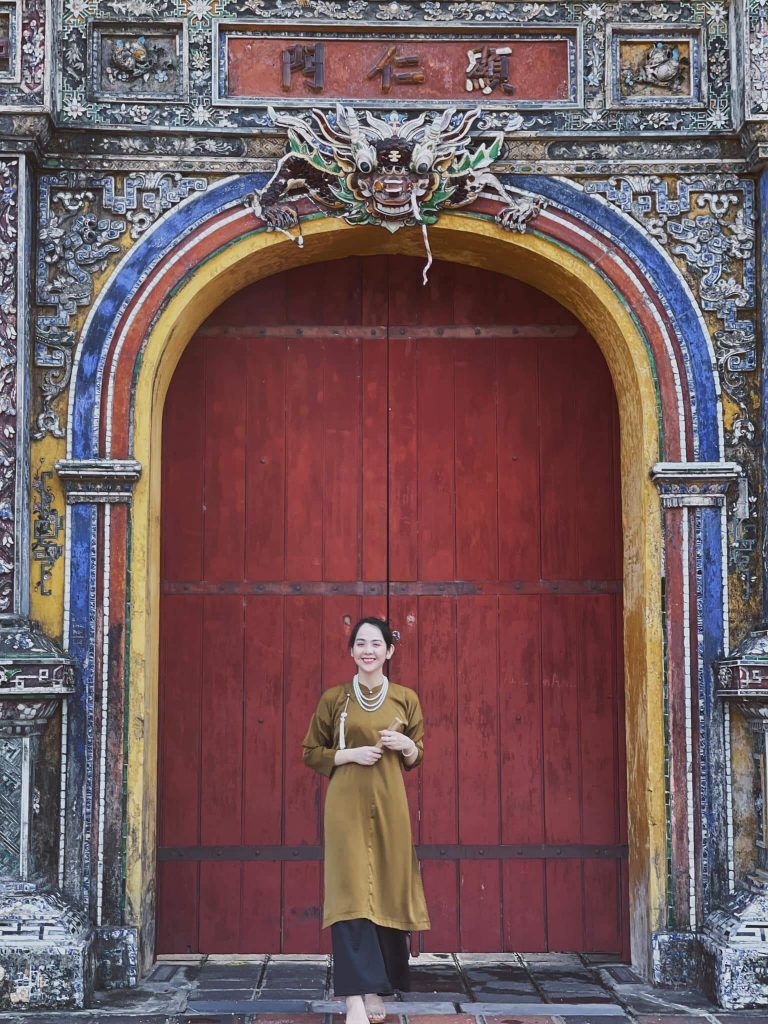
[364,993,387,1022]
[346,995,369,1024]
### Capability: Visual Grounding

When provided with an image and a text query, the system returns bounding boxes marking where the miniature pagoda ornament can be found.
[248,105,543,282]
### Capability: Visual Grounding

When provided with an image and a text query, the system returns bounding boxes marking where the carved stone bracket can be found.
[55,459,142,503]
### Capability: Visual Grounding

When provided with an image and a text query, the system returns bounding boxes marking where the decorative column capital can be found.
[650,461,743,507]
[54,459,142,504]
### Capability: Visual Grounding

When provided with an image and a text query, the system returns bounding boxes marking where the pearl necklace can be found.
[353,673,389,712]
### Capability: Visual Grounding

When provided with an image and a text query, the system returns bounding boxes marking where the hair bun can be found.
[392,630,401,643]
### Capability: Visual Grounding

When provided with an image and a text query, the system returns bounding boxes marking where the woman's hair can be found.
[348,616,396,650]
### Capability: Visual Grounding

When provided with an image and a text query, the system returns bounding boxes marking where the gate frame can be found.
[56,176,733,982]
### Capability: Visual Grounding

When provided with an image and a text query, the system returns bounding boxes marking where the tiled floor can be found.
[1,953,756,1023]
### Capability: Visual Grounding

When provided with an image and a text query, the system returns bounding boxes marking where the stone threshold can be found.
[185,1002,628,1016]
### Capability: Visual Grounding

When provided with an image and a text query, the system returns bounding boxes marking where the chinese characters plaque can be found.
[219,26,577,106]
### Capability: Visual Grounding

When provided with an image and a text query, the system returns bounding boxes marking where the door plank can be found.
[161,335,205,580]
[203,338,247,581]
[388,339,418,581]
[454,339,498,581]
[245,338,287,581]
[285,340,325,582]
[324,338,362,581]
[362,337,388,582]
[417,340,456,580]
[497,338,541,580]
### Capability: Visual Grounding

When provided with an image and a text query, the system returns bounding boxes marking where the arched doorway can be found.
[156,255,628,956]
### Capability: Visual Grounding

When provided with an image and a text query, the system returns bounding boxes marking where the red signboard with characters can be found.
[223,34,574,103]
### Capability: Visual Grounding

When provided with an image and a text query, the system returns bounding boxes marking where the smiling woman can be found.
[303,616,430,1024]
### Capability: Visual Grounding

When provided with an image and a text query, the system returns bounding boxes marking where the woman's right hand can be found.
[335,745,382,766]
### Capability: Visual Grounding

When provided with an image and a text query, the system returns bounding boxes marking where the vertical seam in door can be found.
[452,342,461,948]
[322,339,326,583]
[239,339,248,952]
[281,336,288,953]
[535,343,548,952]
[386,262,391,624]
[196,341,207,954]
[493,337,504,948]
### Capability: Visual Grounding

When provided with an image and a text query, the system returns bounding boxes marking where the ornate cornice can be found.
[55,458,142,503]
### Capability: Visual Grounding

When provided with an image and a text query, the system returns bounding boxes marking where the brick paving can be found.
[2,953,767,1022]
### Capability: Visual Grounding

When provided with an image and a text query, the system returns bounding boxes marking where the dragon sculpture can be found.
[248,105,543,282]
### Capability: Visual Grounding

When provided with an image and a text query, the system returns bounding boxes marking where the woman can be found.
[303,617,430,1024]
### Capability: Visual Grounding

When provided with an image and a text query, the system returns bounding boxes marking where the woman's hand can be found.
[334,746,383,767]
[379,730,417,758]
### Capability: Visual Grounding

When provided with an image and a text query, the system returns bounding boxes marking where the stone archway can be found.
[55,180,733,983]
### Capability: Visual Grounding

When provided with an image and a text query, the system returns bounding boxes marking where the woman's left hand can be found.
[379,730,416,755]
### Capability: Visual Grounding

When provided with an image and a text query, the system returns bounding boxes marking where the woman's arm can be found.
[334,747,382,766]
[302,692,339,777]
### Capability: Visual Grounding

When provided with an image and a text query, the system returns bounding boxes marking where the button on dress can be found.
[302,682,431,932]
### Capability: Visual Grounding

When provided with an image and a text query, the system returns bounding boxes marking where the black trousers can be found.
[331,919,410,996]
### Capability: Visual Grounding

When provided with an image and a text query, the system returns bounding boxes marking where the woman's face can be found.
[351,623,394,678]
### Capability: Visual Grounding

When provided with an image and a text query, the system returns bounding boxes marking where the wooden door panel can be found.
[497,339,541,581]
[361,338,389,582]
[156,859,198,954]
[457,597,501,847]
[158,594,203,847]
[416,341,456,580]
[460,860,503,951]
[161,336,205,581]
[285,340,326,582]
[388,339,418,581]
[244,338,286,581]
[584,859,623,951]
[422,861,459,951]
[454,340,498,581]
[503,861,547,951]
[499,596,544,846]
[541,596,583,844]
[199,861,241,953]
[580,595,622,844]
[243,597,284,845]
[158,256,627,955]
[546,859,584,948]
[203,339,248,581]
[417,597,459,846]
[200,595,244,846]
[242,861,282,950]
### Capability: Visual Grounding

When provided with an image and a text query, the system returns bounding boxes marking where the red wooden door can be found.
[157,256,628,956]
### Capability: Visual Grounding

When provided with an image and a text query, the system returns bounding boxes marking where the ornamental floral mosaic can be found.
[748,0,768,116]
[0,0,44,103]
[0,160,18,615]
[33,171,209,440]
[57,0,732,133]
[587,174,761,605]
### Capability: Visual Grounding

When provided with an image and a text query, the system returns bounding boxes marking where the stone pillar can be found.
[54,458,142,989]
[650,462,740,983]
[703,632,768,1007]
[0,159,94,1008]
